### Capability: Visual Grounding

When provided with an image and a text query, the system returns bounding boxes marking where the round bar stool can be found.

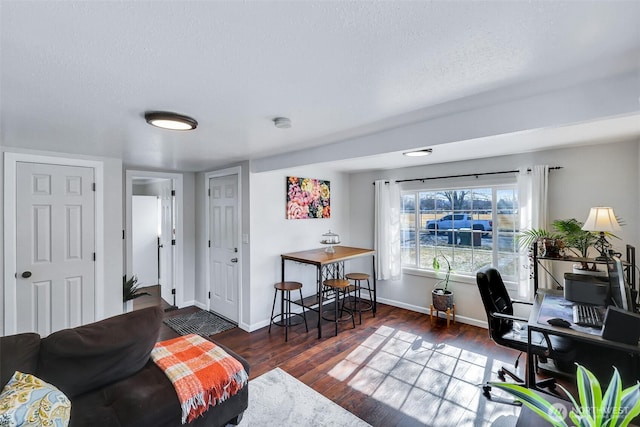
[322,279,355,336]
[268,281,308,342]
[345,273,374,324]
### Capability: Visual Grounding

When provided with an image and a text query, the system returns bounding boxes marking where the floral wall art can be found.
[286,176,331,219]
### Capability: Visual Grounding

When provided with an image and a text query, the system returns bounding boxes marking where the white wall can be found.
[348,140,640,326]
[1,147,123,334]
[248,166,350,330]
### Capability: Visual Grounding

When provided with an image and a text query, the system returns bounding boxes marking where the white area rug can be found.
[238,368,371,427]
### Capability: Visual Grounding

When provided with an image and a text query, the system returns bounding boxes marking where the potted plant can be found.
[487,363,640,427]
[122,275,148,312]
[431,253,454,312]
[519,218,622,274]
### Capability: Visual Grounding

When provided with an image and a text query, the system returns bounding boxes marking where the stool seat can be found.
[323,279,350,289]
[321,279,355,336]
[269,281,308,342]
[345,273,369,281]
[345,272,375,324]
[274,281,303,291]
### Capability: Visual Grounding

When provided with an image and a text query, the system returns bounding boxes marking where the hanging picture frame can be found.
[286,176,330,219]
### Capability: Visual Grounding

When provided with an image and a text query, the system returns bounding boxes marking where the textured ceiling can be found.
[1,1,639,172]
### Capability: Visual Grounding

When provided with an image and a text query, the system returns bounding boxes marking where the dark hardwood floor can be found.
[135,288,576,426]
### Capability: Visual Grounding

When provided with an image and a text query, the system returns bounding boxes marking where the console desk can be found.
[527,290,640,389]
[281,246,376,338]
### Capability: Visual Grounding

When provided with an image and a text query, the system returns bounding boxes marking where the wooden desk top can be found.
[281,246,374,266]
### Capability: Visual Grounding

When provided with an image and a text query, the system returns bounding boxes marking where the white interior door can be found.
[209,174,238,322]
[132,196,159,287]
[15,162,95,335]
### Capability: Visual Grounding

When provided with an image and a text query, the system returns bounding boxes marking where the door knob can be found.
[21,271,32,278]
[230,258,238,263]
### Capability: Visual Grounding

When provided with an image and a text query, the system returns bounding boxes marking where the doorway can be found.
[206,167,242,324]
[125,171,183,310]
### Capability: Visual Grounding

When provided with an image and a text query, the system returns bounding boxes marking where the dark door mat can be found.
[163,310,236,337]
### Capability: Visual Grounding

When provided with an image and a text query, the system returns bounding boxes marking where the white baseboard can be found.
[229,297,489,333]
[377,297,488,329]
[180,299,196,309]
[192,300,207,310]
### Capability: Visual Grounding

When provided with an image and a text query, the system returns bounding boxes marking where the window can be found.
[400,185,520,282]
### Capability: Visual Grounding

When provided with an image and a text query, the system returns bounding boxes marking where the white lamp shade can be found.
[581,207,621,232]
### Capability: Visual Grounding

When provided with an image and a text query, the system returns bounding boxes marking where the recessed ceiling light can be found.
[144,111,198,131]
[273,117,292,129]
[403,148,433,157]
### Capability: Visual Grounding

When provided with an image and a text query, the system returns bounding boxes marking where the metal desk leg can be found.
[317,266,322,339]
[281,258,285,282]
[527,327,535,389]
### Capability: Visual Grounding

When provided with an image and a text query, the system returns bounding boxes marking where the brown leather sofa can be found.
[0,306,250,427]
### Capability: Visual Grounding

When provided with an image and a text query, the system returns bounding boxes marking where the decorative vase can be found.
[541,238,562,258]
[432,289,454,312]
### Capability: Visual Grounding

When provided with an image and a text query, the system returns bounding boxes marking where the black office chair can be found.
[476,266,575,393]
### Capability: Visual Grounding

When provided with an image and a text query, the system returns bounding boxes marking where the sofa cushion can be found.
[0,371,71,427]
[0,333,40,389]
[71,349,250,427]
[37,306,163,398]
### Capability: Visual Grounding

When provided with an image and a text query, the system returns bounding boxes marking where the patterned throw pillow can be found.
[0,371,71,427]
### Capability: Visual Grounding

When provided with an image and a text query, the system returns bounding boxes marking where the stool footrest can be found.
[321,310,354,323]
[271,312,307,327]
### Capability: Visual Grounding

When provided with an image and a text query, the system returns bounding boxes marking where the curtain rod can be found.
[375,166,562,185]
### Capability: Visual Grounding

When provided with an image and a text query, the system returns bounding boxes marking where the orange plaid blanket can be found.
[151,334,248,424]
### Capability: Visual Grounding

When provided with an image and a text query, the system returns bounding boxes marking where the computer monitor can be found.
[607,256,630,311]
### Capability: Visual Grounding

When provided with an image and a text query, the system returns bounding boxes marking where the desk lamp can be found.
[581,207,621,261]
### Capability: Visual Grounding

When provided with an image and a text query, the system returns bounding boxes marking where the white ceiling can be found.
[1,1,639,173]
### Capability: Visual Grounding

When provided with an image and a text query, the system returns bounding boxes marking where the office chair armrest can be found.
[511,299,533,306]
[490,312,529,323]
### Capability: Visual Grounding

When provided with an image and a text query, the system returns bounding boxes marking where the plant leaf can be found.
[569,411,589,427]
[488,382,568,427]
[576,363,602,424]
[557,383,581,415]
[601,367,622,427]
[516,228,556,251]
[615,383,640,427]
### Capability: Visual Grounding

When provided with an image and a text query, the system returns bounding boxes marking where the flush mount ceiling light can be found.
[144,111,198,131]
[403,148,433,157]
[273,117,292,129]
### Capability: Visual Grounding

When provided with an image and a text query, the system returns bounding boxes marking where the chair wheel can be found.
[498,370,505,381]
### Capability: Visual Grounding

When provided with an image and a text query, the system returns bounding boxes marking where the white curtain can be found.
[374,180,401,281]
[517,165,549,299]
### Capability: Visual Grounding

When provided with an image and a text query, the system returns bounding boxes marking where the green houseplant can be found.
[123,275,149,302]
[518,218,621,270]
[431,253,453,312]
[488,364,640,427]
